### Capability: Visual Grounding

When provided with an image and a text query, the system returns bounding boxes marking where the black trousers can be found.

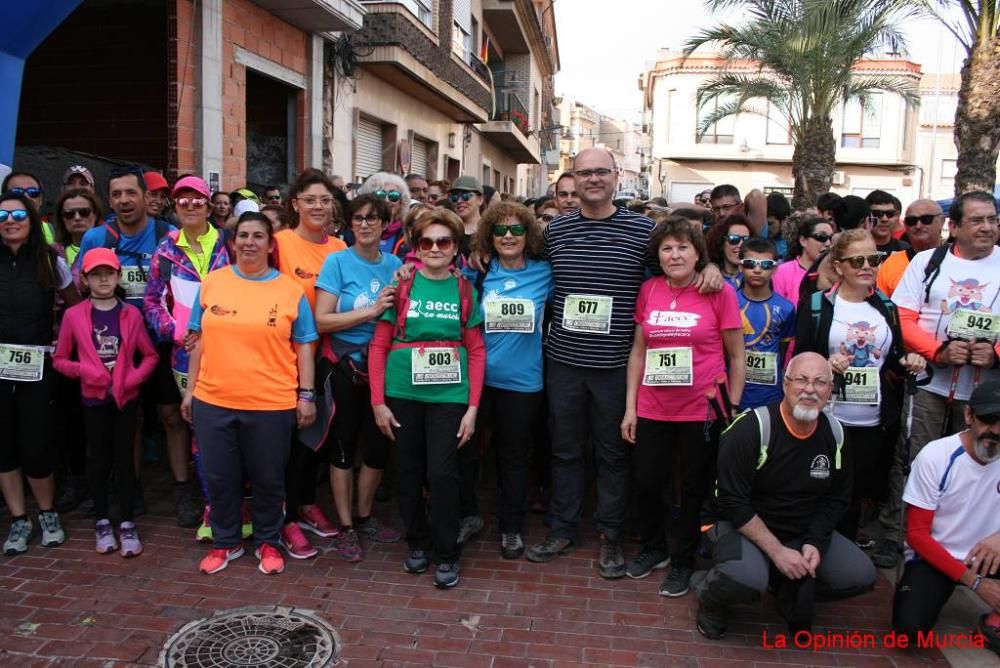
[838,424,894,541]
[389,398,464,563]
[284,441,320,522]
[633,418,717,567]
[892,559,996,643]
[0,375,54,478]
[193,398,294,548]
[328,363,390,471]
[82,400,140,521]
[54,375,87,477]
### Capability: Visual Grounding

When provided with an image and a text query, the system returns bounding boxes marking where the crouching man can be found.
[695,352,876,639]
[892,379,1000,653]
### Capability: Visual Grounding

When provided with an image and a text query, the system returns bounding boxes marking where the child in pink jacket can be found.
[53,248,158,557]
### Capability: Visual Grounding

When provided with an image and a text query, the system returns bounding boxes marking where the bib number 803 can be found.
[428,351,453,365]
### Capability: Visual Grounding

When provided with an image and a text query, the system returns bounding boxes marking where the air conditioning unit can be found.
[831,170,846,186]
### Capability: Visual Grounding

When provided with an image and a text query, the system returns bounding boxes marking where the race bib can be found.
[562,295,613,334]
[642,347,693,386]
[120,265,148,300]
[484,298,535,334]
[411,347,461,385]
[745,351,778,386]
[841,366,880,404]
[946,308,1000,342]
[173,370,189,394]
[0,344,47,382]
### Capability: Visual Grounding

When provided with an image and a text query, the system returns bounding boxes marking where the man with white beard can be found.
[892,379,1000,652]
[694,352,876,640]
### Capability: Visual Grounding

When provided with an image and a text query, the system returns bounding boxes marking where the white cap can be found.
[233,199,260,217]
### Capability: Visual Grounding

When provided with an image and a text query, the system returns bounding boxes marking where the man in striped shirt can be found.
[525,148,715,578]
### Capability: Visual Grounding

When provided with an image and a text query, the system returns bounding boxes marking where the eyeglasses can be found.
[9,187,41,199]
[176,197,207,208]
[297,196,333,208]
[903,214,941,227]
[869,209,898,219]
[725,234,750,245]
[574,168,614,179]
[538,213,556,223]
[351,214,382,226]
[963,215,999,227]
[0,209,29,223]
[739,258,777,270]
[785,375,832,389]
[493,224,526,237]
[449,191,477,203]
[711,203,740,216]
[427,193,442,202]
[62,207,93,219]
[807,232,833,243]
[417,236,455,252]
[838,254,883,269]
[375,190,402,203]
[974,412,1000,426]
[267,194,281,202]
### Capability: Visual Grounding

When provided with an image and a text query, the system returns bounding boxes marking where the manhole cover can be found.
[160,605,340,667]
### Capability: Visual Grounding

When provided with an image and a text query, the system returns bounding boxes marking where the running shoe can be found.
[38,511,65,547]
[280,523,318,559]
[94,519,117,554]
[199,545,244,574]
[4,518,32,556]
[333,528,363,562]
[525,534,574,563]
[355,516,400,543]
[660,565,693,597]
[240,500,253,539]
[598,535,626,579]
[500,532,524,560]
[433,562,460,588]
[625,549,670,579]
[119,522,142,558]
[255,544,285,575]
[457,515,484,544]
[404,549,430,574]
[298,506,339,538]
[196,507,213,543]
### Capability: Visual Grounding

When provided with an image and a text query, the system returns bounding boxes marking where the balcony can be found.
[480,92,539,163]
[482,0,528,53]
[250,0,365,32]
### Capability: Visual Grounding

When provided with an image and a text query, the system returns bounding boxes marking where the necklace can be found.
[666,275,696,310]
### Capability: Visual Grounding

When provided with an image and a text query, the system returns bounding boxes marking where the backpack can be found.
[809,289,898,344]
[905,243,950,305]
[739,406,845,471]
[393,271,475,340]
[102,218,172,279]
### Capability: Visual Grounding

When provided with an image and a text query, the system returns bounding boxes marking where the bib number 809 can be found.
[501,302,526,316]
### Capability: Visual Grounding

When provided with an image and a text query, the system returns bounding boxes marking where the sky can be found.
[552,0,968,124]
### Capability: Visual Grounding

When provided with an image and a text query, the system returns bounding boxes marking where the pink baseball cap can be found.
[172,175,211,199]
[81,248,121,274]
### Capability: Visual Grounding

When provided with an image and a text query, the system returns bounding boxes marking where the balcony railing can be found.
[492,92,529,134]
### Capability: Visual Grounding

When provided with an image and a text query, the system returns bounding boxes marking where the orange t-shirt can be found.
[274,228,347,308]
[875,249,910,298]
[191,266,317,411]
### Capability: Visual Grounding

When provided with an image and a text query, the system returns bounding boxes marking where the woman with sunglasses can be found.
[272,169,348,559]
[53,188,101,266]
[145,176,233,542]
[313,194,403,562]
[465,202,552,558]
[621,217,745,596]
[705,214,753,289]
[358,172,410,255]
[0,191,80,555]
[794,229,925,541]
[773,212,834,305]
[369,209,485,588]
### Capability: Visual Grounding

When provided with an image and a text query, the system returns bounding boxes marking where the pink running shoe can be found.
[280,523,318,559]
[298,505,339,538]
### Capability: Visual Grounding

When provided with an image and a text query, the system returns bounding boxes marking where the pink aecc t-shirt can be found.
[634,277,741,421]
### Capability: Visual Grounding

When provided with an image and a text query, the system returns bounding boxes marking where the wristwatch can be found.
[971,574,983,592]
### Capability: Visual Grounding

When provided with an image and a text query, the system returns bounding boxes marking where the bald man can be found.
[695,353,875,639]
[875,199,946,297]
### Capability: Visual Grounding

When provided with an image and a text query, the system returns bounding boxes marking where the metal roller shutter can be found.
[356,118,383,180]
[453,0,471,31]
[410,138,428,177]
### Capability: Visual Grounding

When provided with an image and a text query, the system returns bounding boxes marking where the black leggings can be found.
[0,376,54,478]
[837,424,894,540]
[284,441,320,523]
[83,400,140,521]
[54,375,86,477]
[328,363,390,470]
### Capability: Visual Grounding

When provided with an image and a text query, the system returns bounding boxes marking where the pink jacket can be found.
[53,300,158,409]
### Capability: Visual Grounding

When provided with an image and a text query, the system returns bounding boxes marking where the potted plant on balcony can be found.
[510,109,529,134]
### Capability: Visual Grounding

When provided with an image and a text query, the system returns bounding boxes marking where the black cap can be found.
[969,380,1000,416]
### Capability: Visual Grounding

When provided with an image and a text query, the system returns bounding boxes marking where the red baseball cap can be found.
[143,171,169,192]
[81,248,121,274]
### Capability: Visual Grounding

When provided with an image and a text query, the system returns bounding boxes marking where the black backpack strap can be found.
[102,220,121,250]
[922,243,950,304]
[474,266,488,305]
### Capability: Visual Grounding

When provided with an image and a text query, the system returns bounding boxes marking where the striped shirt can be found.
[545,207,656,368]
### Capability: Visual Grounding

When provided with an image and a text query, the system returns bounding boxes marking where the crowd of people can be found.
[0,149,998,650]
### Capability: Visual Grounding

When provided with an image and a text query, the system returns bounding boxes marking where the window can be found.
[696,97,735,145]
[452,0,472,63]
[841,94,882,148]
[941,158,957,183]
[765,101,791,145]
[482,164,491,187]
[360,0,433,29]
[919,94,958,126]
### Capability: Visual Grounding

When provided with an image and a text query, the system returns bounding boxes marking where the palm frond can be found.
[845,75,921,108]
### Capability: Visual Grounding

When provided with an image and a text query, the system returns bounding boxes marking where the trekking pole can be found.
[941,337,961,438]
[706,388,728,427]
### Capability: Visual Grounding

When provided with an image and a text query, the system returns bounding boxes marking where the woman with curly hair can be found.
[704,213,752,290]
[772,211,833,305]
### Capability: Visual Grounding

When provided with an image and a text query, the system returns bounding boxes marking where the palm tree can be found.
[684,0,920,207]
[908,0,1000,195]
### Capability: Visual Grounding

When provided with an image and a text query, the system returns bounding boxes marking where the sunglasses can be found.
[838,254,884,269]
[869,209,897,219]
[739,258,777,270]
[375,190,402,202]
[493,224,526,237]
[449,191,477,203]
[807,232,833,243]
[9,187,41,198]
[974,412,1000,426]
[62,207,93,219]
[725,234,750,245]
[903,214,940,227]
[417,236,455,252]
[176,197,207,208]
[0,209,29,223]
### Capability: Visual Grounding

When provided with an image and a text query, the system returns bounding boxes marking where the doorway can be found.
[246,70,296,190]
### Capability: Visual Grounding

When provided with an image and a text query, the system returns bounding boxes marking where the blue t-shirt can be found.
[761,225,788,260]
[737,287,796,410]
[467,258,554,393]
[315,247,402,354]
[188,267,317,342]
[76,217,176,310]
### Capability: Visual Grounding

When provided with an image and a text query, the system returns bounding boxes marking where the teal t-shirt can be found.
[381,272,482,404]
